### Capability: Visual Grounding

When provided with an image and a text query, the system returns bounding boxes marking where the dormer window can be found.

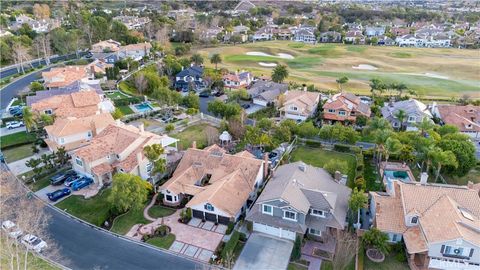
[466,124,472,129]
[311,209,326,218]
[328,109,335,113]
[411,216,418,224]
[204,203,214,212]
[262,204,273,215]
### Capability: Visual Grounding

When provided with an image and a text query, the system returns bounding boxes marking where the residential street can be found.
[0,68,46,109]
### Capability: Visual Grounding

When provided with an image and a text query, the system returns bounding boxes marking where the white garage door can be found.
[253,222,296,241]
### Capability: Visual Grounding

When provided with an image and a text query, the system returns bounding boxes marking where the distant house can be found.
[344,30,365,44]
[233,0,255,15]
[223,71,252,89]
[279,90,320,121]
[294,28,316,44]
[10,14,60,33]
[344,22,363,31]
[174,66,205,91]
[432,104,480,139]
[319,31,342,43]
[377,35,396,46]
[200,26,224,41]
[277,28,293,40]
[42,66,90,89]
[381,99,433,131]
[322,92,371,124]
[247,80,288,107]
[253,26,277,41]
[113,16,150,30]
[167,8,196,20]
[117,42,152,61]
[370,180,480,270]
[365,26,386,37]
[160,145,266,225]
[91,39,121,53]
[246,162,351,258]
[72,122,178,185]
[91,40,151,62]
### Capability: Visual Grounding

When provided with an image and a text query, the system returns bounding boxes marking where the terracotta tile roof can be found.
[436,105,480,132]
[44,113,115,137]
[403,226,428,253]
[42,66,88,88]
[31,91,101,118]
[370,183,407,234]
[280,90,320,116]
[323,92,371,121]
[91,39,121,53]
[91,162,113,176]
[121,42,152,52]
[161,144,264,217]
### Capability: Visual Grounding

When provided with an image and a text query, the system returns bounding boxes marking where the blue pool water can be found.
[135,103,153,112]
[384,170,410,180]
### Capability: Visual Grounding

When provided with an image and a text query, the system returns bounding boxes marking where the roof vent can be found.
[299,163,307,172]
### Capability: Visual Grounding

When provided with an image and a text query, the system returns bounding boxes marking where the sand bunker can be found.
[352,64,378,70]
[247,51,294,59]
[258,62,278,67]
[424,73,449,79]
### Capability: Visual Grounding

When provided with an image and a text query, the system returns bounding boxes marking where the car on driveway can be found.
[199,91,210,98]
[6,121,25,129]
[241,104,251,109]
[2,220,23,239]
[46,188,71,202]
[71,177,93,191]
[8,106,23,113]
[50,170,77,185]
[64,175,82,187]
[21,234,47,252]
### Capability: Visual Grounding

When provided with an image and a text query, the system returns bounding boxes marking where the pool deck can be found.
[130,103,155,113]
[380,161,416,183]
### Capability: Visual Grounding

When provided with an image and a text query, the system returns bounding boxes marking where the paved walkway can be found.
[7,148,51,176]
[301,255,322,270]
[143,193,159,222]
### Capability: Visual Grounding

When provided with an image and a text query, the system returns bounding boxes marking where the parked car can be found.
[21,234,47,252]
[46,188,71,202]
[199,91,210,98]
[71,177,93,191]
[241,104,251,109]
[11,110,23,117]
[1,220,23,239]
[50,170,77,185]
[6,121,25,129]
[214,91,224,97]
[64,175,82,187]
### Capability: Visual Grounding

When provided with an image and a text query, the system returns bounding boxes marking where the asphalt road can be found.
[0,53,79,78]
[0,68,47,110]
[199,95,214,116]
[46,206,201,270]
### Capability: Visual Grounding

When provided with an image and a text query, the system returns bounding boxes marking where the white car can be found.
[6,121,24,130]
[21,234,47,252]
[1,220,23,239]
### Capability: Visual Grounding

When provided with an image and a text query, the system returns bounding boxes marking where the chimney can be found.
[263,153,269,179]
[138,123,144,132]
[90,65,95,76]
[420,172,428,185]
[192,141,197,149]
[299,162,307,172]
[303,86,307,92]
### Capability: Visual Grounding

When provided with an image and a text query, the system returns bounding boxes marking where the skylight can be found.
[459,207,475,221]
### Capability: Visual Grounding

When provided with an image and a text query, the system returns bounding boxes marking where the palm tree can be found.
[336,76,349,91]
[394,83,408,98]
[25,158,42,177]
[271,64,289,83]
[210,53,222,70]
[41,153,54,169]
[374,129,394,168]
[415,117,435,136]
[22,107,36,132]
[394,109,407,130]
[384,137,403,163]
[190,53,203,66]
[369,78,385,98]
[431,150,458,182]
[365,117,392,134]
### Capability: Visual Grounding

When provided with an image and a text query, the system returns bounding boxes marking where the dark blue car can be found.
[71,177,93,191]
[47,188,71,202]
[64,175,82,187]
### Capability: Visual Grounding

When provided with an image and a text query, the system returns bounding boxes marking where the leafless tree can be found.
[204,125,219,146]
[228,118,245,140]
[155,27,171,50]
[12,43,32,74]
[332,231,358,270]
[134,73,148,95]
[34,34,51,65]
[0,171,62,270]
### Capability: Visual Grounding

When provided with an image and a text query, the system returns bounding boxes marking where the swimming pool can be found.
[134,103,153,112]
[384,170,410,181]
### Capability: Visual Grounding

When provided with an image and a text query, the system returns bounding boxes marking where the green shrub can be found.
[155,225,169,236]
[290,235,302,261]
[239,232,247,242]
[221,230,240,260]
[304,140,322,147]
[333,144,351,152]
[246,221,253,232]
[113,97,143,106]
[395,250,407,262]
[165,123,175,133]
[226,222,234,235]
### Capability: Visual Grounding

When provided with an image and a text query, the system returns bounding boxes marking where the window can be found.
[116,154,120,159]
[311,209,326,217]
[291,106,298,111]
[106,155,110,160]
[205,203,214,211]
[338,111,346,116]
[166,195,173,202]
[44,109,52,115]
[263,204,273,215]
[309,228,321,236]
[328,109,335,113]
[392,234,398,242]
[283,210,296,221]
[408,116,416,122]
[411,216,418,224]
[87,131,92,137]
[393,122,399,127]
[146,162,152,173]
[60,138,65,144]
[75,157,83,167]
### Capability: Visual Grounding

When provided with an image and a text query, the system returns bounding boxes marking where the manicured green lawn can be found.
[288,263,308,270]
[55,189,113,227]
[321,259,355,270]
[233,241,245,261]
[118,81,138,96]
[290,146,357,184]
[171,124,218,150]
[2,144,34,162]
[364,252,409,270]
[364,158,382,191]
[117,105,134,115]
[148,205,175,219]
[0,131,36,148]
[24,167,70,191]
[106,91,129,100]
[146,234,176,249]
[110,206,150,235]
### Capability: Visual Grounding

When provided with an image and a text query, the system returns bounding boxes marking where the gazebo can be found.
[219,131,232,145]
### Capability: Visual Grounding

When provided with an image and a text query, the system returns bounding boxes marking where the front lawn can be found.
[290,146,357,183]
[146,234,176,249]
[118,81,138,96]
[2,144,35,162]
[55,189,113,227]
[148,205,175,219]
[110,206,150,235]
[106,91,129,100]
[364,252,409,270]
[364,158,381,191]
[172,124,219,150]
[0,131,36,148]
[117,105,134,115]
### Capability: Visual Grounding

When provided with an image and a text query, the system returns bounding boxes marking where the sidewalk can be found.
[7,148,51,176]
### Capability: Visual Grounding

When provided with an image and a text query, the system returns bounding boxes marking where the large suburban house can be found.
[223,71,252,89]
[365,26,386,37]
[294,27,316,44]
[42,66,90,89]
[44,113,115,152]
[322,92,371,124]
[319,31,342,43]
[117,42,152,61]
[160,145,266,225]
[279,90,321,121]
[381,99,433,131]
[72,122,178,186]
[344,30,365,44]
[246,162,351,259]
[174,66,205,92]
[113,16,150,30]
[9,14,60,33]
[90,40,151,62]
[370,180,480,270]
[91,39,121,53]
[247,80,288,107]
[432,104,480,140]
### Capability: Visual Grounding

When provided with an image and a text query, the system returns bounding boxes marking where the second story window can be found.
[338,111,346,116]
[75,157,83,167]
[283,210,296,221]
[411,216,418,224]
[408,116,416,122]
[262,204,273,215]
[205,203,214,212]
[311,209,326,218]
[328,109,335,113]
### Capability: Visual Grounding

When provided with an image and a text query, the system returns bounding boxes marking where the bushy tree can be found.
[324,159,348,176]
[182,92,200,109]
[362,228,390,254]
[319,123,359,144]
[30,81,44,92]
[296,121,319,138]
[143,144,166,178]
[112,108,124,119]
[271,64,288,83]
[108,173,152,214]
[437,133,476,177]
[210,53,222,70]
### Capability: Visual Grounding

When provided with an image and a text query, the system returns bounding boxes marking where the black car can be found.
[241,104,251,109]
[214,91,224,97]
[199,91,210,98]
[50,170,77,185]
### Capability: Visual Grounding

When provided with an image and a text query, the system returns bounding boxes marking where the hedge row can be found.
[221,230,240,260]
[0,131,36,149]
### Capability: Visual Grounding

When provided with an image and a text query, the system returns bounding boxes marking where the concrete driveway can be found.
[233,233,293,270]
[0,126,26,136]
[35,185,71,205]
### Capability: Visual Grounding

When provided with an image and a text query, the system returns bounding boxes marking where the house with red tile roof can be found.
[322,92,371,124]
[279,90,320,121]
[42,66,90,89]
[432,104,480,140]
[223,71,252,89]
[71,122,178,186]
